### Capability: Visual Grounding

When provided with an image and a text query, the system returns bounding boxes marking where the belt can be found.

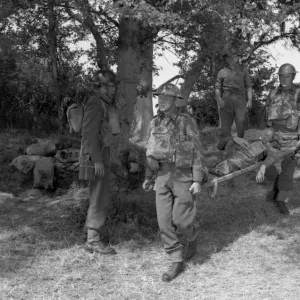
[223,89,244,95]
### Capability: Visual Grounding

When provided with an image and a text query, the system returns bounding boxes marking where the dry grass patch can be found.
[1,127,300,299]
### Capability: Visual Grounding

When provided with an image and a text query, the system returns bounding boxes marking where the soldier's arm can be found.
[185,116,205,182]
[244,70,253,104]
[81,96,104,163]
[215,70,224,103]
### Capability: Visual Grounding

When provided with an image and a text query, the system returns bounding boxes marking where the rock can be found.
[26,140,57,157]
[55,148,79,163]
[129,162,140,173]
[33,157,55,190]
[9,155,42,174]
[19,189,44,199]
[294,167,300,179]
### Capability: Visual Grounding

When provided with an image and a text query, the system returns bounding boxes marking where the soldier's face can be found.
[158,95,176,113]
[100,82,117,99]
[227,54,240,65]
[279,73,294,88]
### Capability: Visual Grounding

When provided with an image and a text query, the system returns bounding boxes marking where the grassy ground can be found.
[1,128,300,300]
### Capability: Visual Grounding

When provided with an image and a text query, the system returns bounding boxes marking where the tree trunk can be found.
[48,0,63,132]
[180,55,207,102]
[116,16,140,150]
[131,39,154,146]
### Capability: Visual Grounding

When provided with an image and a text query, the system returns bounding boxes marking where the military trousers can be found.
[155,163,197,262]
[218,91,248,150]
[85,147,111,240]
[265,154,297,201]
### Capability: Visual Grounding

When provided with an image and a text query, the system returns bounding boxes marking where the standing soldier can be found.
[142,83,206,282]
[79,70,118,254]
[256,63,300,215]
[215,47,253,150]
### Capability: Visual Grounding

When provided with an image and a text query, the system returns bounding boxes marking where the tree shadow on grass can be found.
[190,175,283,265]
[0,193,84,278]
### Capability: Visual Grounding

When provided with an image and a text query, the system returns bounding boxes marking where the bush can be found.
[189,92,219,128]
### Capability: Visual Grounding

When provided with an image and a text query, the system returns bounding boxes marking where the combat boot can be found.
[84,229,116,255]
[186,237,198,260]
[162,262,184,282]
[275,201,290,215]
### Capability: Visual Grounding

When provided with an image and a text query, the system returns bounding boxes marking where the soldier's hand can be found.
[94,161,105,177]
[142,179,154,192]
[247,100,252,109]
[256,165,266,183]
[189,182,201,195]
[233,137,250,148]
[216,98,225,108]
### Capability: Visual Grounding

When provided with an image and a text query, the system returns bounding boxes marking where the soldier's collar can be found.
[162,110,179,121]
[278,84,298,93]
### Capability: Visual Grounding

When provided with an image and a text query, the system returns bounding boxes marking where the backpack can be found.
[66,96,120,139]
[66,103,84,133]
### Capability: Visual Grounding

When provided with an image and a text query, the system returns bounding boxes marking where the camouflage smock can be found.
[266,84,300,148]
[145,110,205,182]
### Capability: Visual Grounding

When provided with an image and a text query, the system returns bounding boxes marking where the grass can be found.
[1,127,300,300]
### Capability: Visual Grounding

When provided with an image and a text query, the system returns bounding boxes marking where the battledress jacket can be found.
[262,84,300,168]
[80,90,108,164]
[145,110,205,182]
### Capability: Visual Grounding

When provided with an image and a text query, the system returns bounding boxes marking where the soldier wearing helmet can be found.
[79,69,119,255]
[215,47,253,150]
[142,83,207,282]
[256,63,300,215]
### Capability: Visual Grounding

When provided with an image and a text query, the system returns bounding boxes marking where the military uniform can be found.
[210,128,275,176]
[145,109,205,263]
[215,65,252,149]
[79,89,114,252]
[262,84,300,205]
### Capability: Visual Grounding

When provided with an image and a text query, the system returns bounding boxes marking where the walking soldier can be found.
[143,83,206,282]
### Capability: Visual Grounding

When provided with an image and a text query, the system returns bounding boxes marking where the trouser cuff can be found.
[169,249,183,262]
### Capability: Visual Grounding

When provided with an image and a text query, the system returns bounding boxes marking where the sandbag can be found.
[10,155,42,174]
[55,149,79,163]
[26,140,57,157]
[33,157,55,190]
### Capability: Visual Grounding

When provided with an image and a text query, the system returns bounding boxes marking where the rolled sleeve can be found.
[215,70,224,91]
[81,96,104,163]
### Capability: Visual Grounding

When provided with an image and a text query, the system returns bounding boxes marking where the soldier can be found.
[255,63,300,215]
[209,128,276,177]
[142,83,206,282]
[79,70,118,254]
[215,47,253,150]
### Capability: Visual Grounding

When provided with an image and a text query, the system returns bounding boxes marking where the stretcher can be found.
[207,144,300,198]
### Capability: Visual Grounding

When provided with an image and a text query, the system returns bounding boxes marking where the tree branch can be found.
[90,5,119,28]
[64,0,109,69]
[154,75,185,90]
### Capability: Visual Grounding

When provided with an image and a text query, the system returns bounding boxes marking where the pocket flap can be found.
[177,141,194,151]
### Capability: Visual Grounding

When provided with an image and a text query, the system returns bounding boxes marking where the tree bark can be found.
[116,16,140,150]
[48,0,63,132]
[131,39,154,145]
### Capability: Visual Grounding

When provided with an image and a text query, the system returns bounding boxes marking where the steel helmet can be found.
[153,83,184,99]
[278,63,297,75]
